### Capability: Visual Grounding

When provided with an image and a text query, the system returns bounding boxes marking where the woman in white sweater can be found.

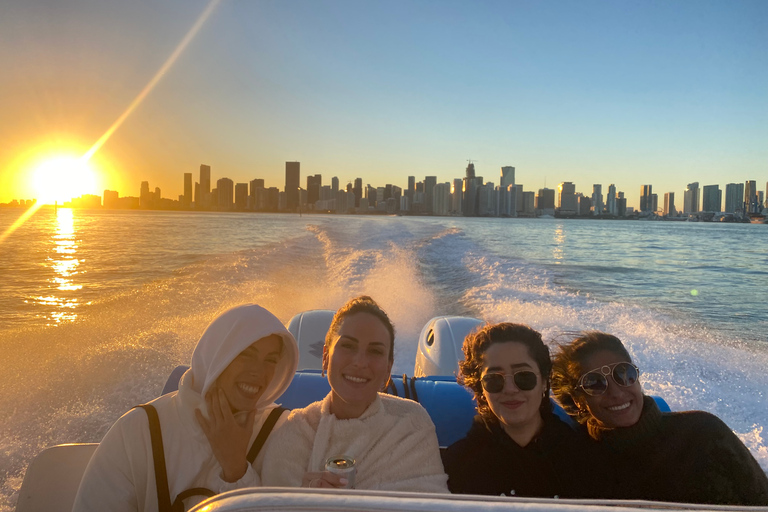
[261,296,448,492]
[74,304,299,512]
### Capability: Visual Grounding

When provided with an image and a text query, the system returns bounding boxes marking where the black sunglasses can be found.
[578,362,640,396]
[481,371,539,393]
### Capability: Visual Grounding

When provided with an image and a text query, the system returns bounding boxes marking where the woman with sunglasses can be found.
[442,323,589,498]
[551,331,768,505]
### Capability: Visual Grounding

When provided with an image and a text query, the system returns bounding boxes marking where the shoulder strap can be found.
[246,407,287,463]
[135,404,173,512]
[170,488,216,512]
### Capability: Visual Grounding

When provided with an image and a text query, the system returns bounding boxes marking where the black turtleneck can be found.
[588,396,768,505]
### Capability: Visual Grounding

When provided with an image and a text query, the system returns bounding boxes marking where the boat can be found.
[17,311,737,512]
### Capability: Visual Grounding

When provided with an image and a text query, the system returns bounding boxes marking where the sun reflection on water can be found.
[38,208,82,323]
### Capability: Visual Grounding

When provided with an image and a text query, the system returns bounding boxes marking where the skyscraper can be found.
[702,185,721,213]
[285,162,300,211]
[557,182,576,214]
[663,192,675,216]
[217,177,234,211]
[462,163,477,216]
[424,176,437,214]
[606,184,617,216]
[500,166,515,189]
[183,173,192,208]
[724,183,744,213]
[640,185,653,213]
[684,182,699,214]
[200,164,211,209]
[350,178,361,208]
[331,176,339,197]
[140,181,151,208]
[745,180,759,213]
[307,174,321,206]
[234,183,248,211]
[591,184,603,216]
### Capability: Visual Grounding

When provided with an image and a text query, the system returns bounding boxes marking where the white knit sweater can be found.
[262,392,449,493]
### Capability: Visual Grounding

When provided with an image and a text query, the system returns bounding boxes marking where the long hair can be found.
[458,322,552,422]
[550,331,632,424]
[325,295,395,363]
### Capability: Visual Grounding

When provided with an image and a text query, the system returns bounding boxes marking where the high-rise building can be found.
[724,183,744,213]
[462,163,477,216]
[217,177,234,211]
[663,192,676,216]
[307,174,321,207]
[702,185,721,213]
[234,183,248,211]
[331,177,339,197]
[557,182,576,214]
[285,162,300,211]
[353,178,363,208]
[424,176,437,214]
[537,188,555,213]
[140,181,151,208]
[591,185,603,216]
[640,185,653,213]
[684,182,700,214]
[183,173,192,208]
[200,164,211,209]
[500,166,515,189]
[745,180,759,213]
[606,184,617,216]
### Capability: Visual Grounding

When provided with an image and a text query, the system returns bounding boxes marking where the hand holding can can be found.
[325,456,356,489]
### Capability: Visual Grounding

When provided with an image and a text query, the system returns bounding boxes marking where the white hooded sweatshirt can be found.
[73,304,298,512]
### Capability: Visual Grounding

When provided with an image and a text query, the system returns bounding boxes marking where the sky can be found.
[1,0,766,209]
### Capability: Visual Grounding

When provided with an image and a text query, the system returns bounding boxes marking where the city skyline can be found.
[14,161,761,220]
[2,0,767,207]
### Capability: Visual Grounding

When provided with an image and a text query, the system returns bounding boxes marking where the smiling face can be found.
[215,334,283,413]
[481,341,545,443]
[323,312,393,419]
[576,349,644,429]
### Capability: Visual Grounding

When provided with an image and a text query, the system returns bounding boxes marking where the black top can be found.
[442,410,591,498]
[587,396,768,505]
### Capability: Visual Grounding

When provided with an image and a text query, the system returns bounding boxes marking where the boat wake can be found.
[1,218,766,511]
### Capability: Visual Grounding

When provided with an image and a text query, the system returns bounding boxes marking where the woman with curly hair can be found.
[551,331,768,505]
[442,322,589,498]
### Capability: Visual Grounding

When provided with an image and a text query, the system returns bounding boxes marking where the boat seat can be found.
[15,443,98,512]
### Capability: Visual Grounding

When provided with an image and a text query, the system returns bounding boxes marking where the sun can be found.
[31,157,99,205]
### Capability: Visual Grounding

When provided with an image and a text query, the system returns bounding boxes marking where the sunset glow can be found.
[31,157,98,205]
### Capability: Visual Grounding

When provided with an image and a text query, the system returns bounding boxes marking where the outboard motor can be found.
[414,316,484,377]
[286,309,335,371]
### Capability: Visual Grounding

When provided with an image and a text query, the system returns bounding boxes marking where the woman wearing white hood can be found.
[74,304,298,512]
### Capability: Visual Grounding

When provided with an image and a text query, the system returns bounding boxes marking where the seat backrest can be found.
[16,443,98,512]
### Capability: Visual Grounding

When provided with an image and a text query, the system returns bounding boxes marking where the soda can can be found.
[325,455,356,489]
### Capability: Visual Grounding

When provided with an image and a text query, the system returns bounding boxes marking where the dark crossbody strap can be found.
[246,407,287,463]
[170,488,216,512]
[135,404,173,512]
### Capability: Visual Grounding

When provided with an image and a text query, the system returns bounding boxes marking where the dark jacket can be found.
[588,396,768,505]
[442,410,590,498]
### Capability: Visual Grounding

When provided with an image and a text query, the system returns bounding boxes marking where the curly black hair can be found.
[458,322,552,422]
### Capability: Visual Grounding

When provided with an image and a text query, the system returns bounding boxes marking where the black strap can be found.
[246,407,286,463]
[135,404,173,512]
[409,375,419,403]
[171,488,216,512]
[402,374,410,400]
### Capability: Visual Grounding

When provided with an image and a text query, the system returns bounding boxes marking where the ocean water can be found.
[0,208,766,510]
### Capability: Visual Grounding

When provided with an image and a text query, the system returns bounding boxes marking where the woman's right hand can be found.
[302,471,348,489]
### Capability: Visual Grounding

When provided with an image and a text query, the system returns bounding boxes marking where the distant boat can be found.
[749,214,767,224]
